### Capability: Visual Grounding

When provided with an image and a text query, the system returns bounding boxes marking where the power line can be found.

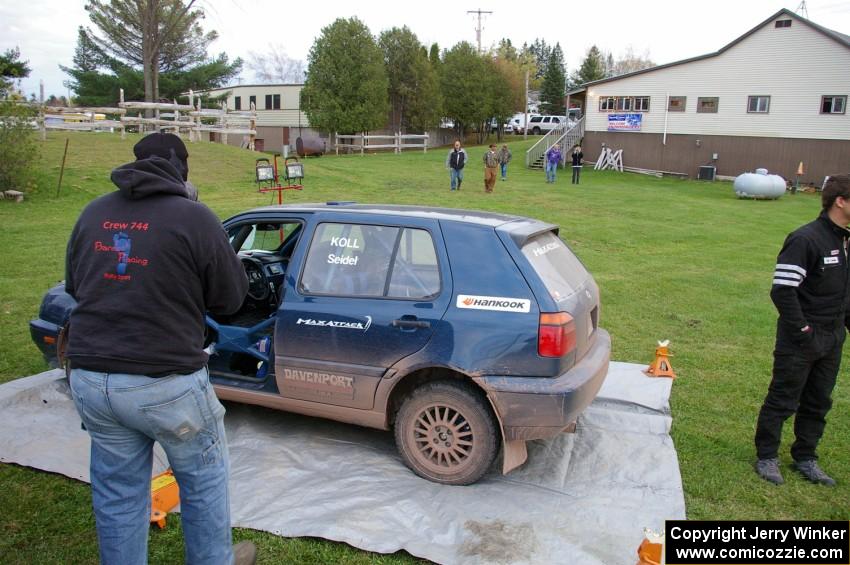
[467,8,493,53]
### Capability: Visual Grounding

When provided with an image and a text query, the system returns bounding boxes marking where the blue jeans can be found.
[545,161,558,182]
[69,367,233,565]
[500,163,508,179]
[450,168,464,190]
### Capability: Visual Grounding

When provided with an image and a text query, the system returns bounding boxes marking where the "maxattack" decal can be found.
[296,316,373,331]
[456,294,531,313]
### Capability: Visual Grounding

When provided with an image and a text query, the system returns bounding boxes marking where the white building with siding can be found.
[197,84,318,152]
[570,9,850,182]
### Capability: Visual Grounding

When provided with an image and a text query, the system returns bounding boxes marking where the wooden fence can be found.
[334,132,429,155]
[38,89,258,149]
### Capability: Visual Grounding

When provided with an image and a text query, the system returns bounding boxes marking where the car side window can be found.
[300,223,399,297]
[388,228,440,299]
[530,116,542,123]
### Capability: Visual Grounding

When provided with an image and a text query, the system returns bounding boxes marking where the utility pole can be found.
[467,8,493,53]
[524,70,529,141]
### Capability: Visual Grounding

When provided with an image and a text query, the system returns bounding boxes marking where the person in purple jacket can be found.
[545,143,562,184]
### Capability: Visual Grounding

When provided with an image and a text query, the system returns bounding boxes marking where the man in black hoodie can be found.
[65,134,254,564]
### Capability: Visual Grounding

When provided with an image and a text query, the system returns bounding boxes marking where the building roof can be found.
[574,8,850,90]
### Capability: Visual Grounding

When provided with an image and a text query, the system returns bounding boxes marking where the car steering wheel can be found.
[241,256,270,302]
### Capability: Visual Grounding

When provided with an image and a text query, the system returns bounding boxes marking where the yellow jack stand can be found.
[150,469,180,529]
[645,340,676,379]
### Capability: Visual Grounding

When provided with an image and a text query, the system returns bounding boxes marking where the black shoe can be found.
[755,458,784,485]
[794,460,836,486]
[234,541,258,565]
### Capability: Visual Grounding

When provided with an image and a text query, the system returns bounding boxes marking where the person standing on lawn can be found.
[571,145,584,184]
[498,144,512,181]
[755,174,850,487]
[64,133,256,564]
[483,143,498,193]
[545,143,562,184]
[446,139,467,191]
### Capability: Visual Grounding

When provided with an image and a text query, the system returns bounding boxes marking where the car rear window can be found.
[521,231,589,303]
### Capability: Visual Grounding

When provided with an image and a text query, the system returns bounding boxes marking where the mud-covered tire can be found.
[394,381,499,485]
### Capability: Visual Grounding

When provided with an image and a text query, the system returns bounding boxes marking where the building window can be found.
[821,95,847,114]
[668,96,686,111]
[264,94,281,110]
[249,95,256,109]
[234,96,241,110]
[747,95,770,113]
[775,19,792,28]
[598,96,649,112]
[633,96,650,111]
[697,97,719,113]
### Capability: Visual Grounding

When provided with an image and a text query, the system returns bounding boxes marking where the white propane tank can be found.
[733,169,786,199]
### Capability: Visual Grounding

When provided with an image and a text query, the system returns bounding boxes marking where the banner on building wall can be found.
[607,113,642,131]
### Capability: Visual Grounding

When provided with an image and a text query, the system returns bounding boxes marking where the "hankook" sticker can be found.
[456,294,531,313]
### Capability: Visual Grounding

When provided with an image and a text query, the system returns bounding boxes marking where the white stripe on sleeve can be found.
[776,263,806,276]
[773,278,800,287]
[773,271,803,281]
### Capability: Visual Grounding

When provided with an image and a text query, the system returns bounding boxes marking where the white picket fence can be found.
[334,132,429,155]
[38,89,258,149]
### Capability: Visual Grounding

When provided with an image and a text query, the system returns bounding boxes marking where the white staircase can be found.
[525,117,585,169]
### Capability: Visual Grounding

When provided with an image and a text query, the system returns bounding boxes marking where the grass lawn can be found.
[1,132,848,562]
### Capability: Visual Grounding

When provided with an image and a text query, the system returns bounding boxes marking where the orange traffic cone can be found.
[645,340,676,379]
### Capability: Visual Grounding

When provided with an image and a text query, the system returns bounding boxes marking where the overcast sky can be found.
[3,0,850,98]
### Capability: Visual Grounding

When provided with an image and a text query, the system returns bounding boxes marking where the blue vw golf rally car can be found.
[31,203,610,485]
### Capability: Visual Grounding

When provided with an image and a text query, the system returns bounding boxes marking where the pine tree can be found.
[539,43,565,115]
[570,45,607,87]
[84,0,217,103]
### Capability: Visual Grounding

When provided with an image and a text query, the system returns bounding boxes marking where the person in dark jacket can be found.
[65,133,256,564]
[497,144,512,181]
[755,175,850,487]
[571,145,584,184]
[445,140,467,191]
[483,143,498,193]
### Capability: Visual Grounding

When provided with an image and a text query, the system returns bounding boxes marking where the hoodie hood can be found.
[111,156,192,201]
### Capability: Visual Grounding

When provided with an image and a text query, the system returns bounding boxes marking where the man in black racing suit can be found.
[755,175,850,486]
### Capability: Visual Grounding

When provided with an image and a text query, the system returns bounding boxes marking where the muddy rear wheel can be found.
[394,381,498,485]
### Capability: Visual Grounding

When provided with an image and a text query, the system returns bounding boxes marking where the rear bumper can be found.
[30,318,61,367]
[473,329,611,441]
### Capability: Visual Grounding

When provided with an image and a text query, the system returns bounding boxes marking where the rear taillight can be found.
[538,312,576,357]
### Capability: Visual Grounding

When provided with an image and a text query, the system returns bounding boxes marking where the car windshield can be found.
[521,231,589,304]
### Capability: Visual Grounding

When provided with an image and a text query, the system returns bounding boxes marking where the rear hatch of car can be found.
[497,221,601,373]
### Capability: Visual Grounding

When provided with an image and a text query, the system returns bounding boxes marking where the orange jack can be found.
[150,469,180,529]
[645,340,676,379]
[635,529,664,565]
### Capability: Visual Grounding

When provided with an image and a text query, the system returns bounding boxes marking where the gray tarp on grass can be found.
[0,362,684,564]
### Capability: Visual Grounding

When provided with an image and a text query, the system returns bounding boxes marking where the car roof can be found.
[236,202,541,229]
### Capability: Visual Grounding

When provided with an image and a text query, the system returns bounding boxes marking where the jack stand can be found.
[635,529,664,565]
[645,340,676,379]
[150,469,180,529]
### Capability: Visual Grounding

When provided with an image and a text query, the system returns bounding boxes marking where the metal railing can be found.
[525,117,585,168]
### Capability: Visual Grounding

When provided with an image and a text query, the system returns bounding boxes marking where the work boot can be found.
[755,458,784,485]
[794,460,836,486]
[234,541,258,565]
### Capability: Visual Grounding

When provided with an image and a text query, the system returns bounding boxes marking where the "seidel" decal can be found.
[456,294,531,313]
